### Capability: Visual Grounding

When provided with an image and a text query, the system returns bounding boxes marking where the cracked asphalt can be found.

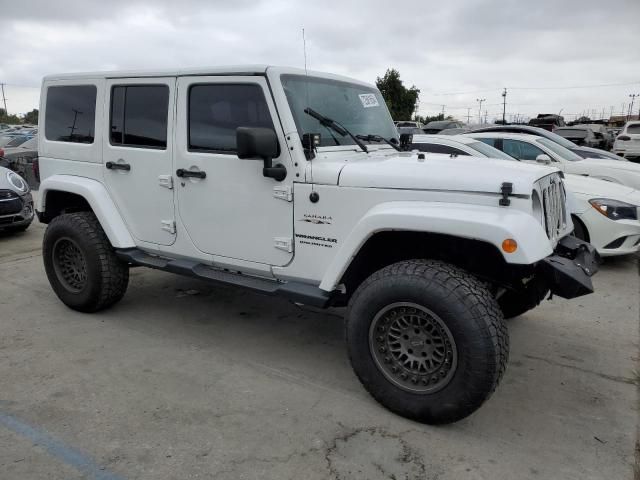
[0,221,638,479]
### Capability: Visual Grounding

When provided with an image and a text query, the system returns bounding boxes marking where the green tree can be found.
[375,69,420,121]
[0,108,21,125]
[23,109,38,125]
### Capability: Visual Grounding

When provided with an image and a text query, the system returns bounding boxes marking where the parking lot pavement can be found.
[0,224,638,480]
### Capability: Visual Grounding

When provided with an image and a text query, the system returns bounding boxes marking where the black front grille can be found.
[0,190,22,216]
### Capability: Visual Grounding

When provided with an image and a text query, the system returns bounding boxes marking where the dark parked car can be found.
[422,120,465,134]
[0,137,39,188]
[528,114,565,131]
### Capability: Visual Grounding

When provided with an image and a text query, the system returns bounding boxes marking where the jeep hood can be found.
[336,152,559,195]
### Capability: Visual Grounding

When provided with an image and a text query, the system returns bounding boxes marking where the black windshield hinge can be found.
[499,182,513,206]
[302,133,320,160]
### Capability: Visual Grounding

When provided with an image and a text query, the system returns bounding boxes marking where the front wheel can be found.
[43,212,129,312]
[346,260,509,424]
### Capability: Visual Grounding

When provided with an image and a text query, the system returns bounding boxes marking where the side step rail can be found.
[115,248,332,308]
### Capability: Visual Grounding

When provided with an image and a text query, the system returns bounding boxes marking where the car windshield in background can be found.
[627,124,640,134]
[555,129,588,139]
[467,141,516,160]
[5,136,29,147]
[536,137,583,161]
[281,74,397,148]
[573,148,626,161]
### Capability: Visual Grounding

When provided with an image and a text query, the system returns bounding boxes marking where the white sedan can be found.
[564,175,640,256]
[412,135,640,256]
[465,132,640,189]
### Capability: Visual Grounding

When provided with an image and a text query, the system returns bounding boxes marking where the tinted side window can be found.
[477,138,497,147]
[189,84,274,153]
[110,85,169,149]
[412,143,469,155]
[45,85,97,143]
[503,139,545,160]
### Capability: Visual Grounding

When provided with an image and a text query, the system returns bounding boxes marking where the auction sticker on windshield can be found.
[359,93,379,108]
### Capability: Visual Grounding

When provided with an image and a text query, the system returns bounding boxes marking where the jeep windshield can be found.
[281,74,397,148]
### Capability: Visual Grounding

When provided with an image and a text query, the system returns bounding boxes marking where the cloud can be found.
[1,0,639,120]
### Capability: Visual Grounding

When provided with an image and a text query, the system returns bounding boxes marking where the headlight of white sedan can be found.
[589,198,638,221]
[6,171,29,193]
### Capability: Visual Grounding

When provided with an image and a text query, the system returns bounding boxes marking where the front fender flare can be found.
[37,174,135,248]
[319,201,554,291]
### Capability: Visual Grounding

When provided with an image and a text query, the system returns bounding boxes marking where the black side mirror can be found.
[236,127,286,181]
[399,133,413,151]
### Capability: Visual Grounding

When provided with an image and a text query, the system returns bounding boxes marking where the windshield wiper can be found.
[356,134,400,151]
[303,107,368,153]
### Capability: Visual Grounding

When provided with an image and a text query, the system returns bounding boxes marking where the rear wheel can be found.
[43,212,129,312]
[346,259,509,424]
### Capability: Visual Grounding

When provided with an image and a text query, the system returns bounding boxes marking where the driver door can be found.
[174,76,294,267]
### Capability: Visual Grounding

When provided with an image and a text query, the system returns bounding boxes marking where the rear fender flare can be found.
[38,174,135,248]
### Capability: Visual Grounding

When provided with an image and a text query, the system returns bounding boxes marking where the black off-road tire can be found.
[346,259,509,424]
[43,212,129,312]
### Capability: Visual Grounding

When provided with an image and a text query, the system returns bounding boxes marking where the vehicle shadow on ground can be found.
[109,269,357,392]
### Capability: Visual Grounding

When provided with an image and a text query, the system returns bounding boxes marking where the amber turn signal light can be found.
[502,238,518,253]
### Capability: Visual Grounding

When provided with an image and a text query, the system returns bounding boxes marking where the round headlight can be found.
[7,171,28,193]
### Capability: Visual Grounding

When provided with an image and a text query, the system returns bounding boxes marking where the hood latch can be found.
[499,182,513,206]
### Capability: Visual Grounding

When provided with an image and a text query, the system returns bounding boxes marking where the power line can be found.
[509,81,640,91]
[429,80,640,96]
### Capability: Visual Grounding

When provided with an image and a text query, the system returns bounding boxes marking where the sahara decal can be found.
[299,213,333,225]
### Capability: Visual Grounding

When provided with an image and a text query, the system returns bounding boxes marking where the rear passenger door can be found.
[103,78,176,246]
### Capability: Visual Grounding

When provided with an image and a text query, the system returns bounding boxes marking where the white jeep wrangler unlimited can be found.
[36,66,598,424]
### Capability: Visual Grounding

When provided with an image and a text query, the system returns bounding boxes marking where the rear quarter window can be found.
[45,85,97,144]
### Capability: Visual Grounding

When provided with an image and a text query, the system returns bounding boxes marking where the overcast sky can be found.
[1,0,639,122]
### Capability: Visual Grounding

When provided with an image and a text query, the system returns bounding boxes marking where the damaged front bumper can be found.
[539,236,600,299]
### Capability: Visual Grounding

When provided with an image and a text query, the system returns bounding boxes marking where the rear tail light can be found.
[0,148,4,158]
[32,158,40,183]
[617,135,631,141]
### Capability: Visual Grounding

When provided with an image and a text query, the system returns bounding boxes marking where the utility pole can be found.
[501,88,507,124]
[476,98,485,124]
[67,109,83,139]
[440,104,446,118]
[629,94,639,120]
[466,107,471,124]
[610,106,615,120]
[0,83,7,116]
[484,110,488,124]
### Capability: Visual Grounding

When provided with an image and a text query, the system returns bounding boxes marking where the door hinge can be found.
[158,175,173,189]
[161,220,176,234]
[274,237,293,253]
[273,185,293,202]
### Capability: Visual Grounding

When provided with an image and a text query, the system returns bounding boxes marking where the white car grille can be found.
[537,174,567,244]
